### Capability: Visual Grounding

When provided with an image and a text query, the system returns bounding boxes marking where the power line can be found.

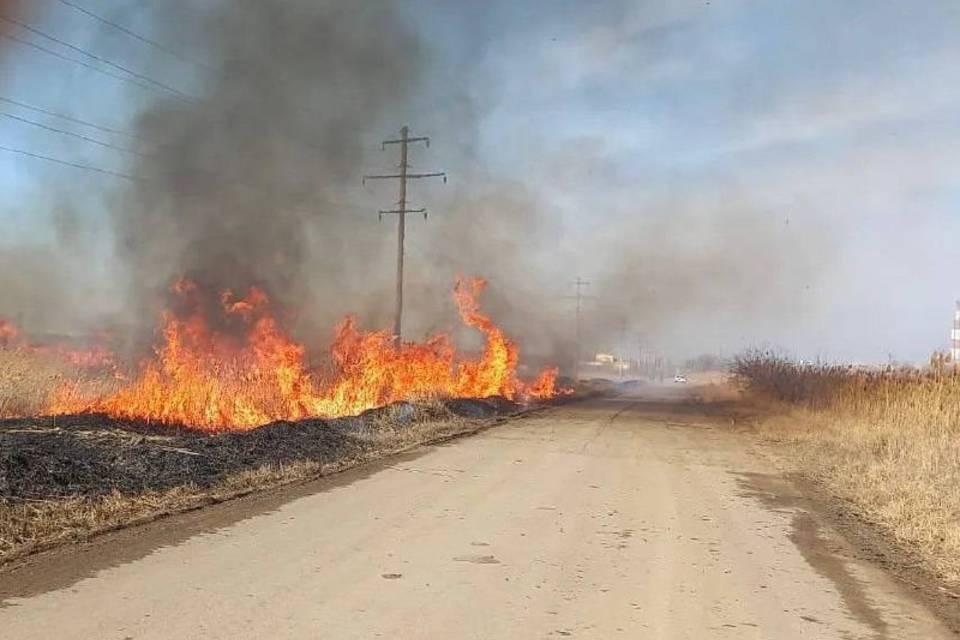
[0,143,139,181]
[0,95,137,140]
[0,16,194,101]
[0,31,186,102]
[0,111,148,157]
[54,0,212,72]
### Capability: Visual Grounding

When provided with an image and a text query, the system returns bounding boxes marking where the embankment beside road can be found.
[0,396,540,567]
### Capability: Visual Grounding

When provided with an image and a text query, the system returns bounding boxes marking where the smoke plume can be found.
[112,0,423,342]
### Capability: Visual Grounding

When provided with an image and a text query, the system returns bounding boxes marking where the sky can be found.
[0,0,959,365]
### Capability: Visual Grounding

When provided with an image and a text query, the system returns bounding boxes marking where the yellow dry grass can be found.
[735,352,960,584]
[0,347,121,420]
[0,348,65,418]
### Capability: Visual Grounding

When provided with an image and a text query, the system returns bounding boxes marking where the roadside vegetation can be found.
[0,397,521,565]
[0,339,584,566]
[734,351,960,585]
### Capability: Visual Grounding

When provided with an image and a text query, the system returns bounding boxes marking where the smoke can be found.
[578,183,837,359]
[0,0,842,368]
[400,175,562,350]
[111,0,423,342]
[109,0,577,363]
[0,1,24,27]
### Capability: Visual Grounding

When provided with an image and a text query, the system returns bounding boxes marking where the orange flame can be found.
[50,277,563,431]
[0,316,116,370]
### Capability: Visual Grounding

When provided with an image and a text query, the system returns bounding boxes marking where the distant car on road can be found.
[673,374,687,384]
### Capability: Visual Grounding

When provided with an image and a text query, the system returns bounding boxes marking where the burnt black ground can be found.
[0,398,517,499]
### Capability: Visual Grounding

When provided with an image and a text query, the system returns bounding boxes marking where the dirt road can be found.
[0,391,954,638]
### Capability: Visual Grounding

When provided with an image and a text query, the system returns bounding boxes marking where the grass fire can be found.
[4,276,562,431]
[5,1,960,635]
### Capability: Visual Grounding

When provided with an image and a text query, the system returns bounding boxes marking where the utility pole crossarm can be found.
[383,135,429,148]
[407,171,447,182]
[363,173,403,182]
[380,208,427,220]
[362,172,445,184]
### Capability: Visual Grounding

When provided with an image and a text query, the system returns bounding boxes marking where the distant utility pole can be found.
[565,277,594,382]
[363,126,446,348]
[618,320,627,379]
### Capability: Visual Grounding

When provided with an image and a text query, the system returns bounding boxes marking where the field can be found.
[734,352,960,586]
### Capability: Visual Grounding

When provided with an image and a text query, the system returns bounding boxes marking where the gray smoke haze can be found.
[110,0,423,342]
[585,188,836,359]
[109,0,577,362]
[0,0,859,368]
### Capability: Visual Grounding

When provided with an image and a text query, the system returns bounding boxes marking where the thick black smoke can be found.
[113,0,422,340]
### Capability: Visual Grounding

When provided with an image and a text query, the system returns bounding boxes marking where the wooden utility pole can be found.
[364,126,446,348]
[565,277,594,382]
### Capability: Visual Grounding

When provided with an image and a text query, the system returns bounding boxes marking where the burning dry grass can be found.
[35,276,562,431]
[0,276,567,563]
[734,352,960,585]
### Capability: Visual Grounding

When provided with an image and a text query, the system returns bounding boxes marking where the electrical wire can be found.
[0,16,194,101]
[0,95,137,140]
[54,0,212,72]
[0,143,140,181]
[0,111,148,157]
[0,31,189,103]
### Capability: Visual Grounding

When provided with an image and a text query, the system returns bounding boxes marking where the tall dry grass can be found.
[0,347,118,419]
[734,351,960,584]
[0,348,68,418]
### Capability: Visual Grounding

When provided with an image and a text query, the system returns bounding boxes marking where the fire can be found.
[452,277,519,398]
[50,276,563,431]
[0,316,116,370]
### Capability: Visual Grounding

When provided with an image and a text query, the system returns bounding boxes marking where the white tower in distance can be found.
[951,301,960,363]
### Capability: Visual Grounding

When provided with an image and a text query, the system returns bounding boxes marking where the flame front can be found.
[49,277,562,430]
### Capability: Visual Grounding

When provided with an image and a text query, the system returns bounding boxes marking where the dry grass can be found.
[735,352,960,584]
[0,347,119,420]
[0,348,65,418]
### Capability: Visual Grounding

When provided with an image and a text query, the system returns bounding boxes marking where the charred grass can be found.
[734,352,960,585]
[0,394,521,566]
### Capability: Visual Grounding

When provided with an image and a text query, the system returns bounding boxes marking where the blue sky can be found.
[1,1,959,363]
